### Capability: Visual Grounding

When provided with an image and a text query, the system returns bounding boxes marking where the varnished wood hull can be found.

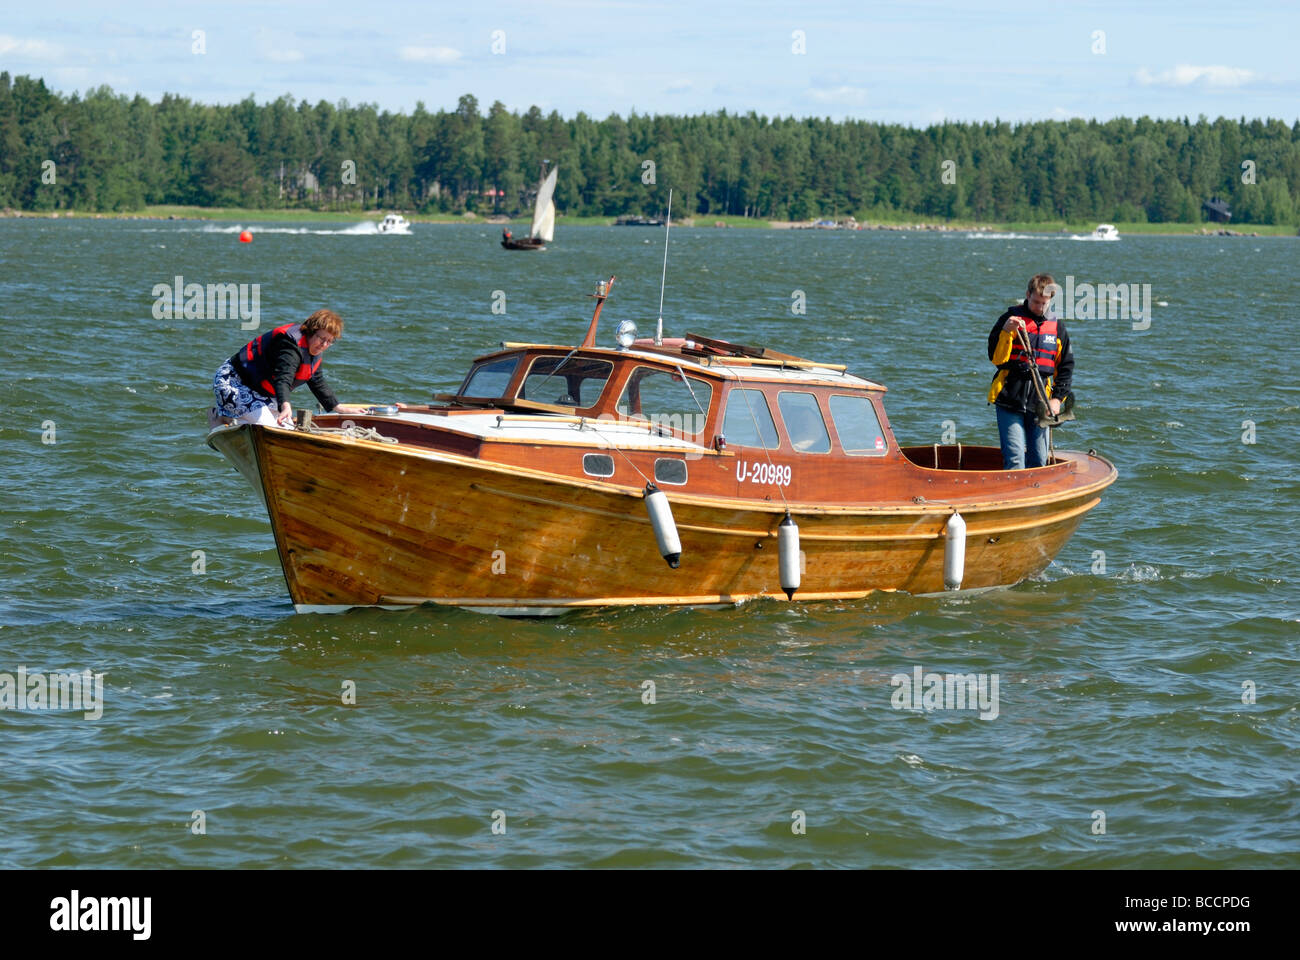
[208,424,1116,614]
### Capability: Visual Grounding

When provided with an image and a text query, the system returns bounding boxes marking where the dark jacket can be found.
[987,302,1073,415]
[230,324,339,411]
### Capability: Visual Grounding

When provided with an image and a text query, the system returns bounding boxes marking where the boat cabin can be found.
[434,334,894,458]
[299,278,1095,509]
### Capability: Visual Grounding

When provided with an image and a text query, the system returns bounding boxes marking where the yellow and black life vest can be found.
[988,313,1061,403]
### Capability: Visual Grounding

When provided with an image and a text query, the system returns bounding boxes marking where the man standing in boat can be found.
[211,309,364,427]
[987,274,1074,469]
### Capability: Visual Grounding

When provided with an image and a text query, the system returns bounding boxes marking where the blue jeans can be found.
[996,405,1049,469]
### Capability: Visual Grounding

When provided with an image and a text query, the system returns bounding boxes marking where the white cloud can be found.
[399,46,462,64]
[1135,64,1254,88]
[0,34,64,59]
[256,28,305,63]
[810,85,868,104]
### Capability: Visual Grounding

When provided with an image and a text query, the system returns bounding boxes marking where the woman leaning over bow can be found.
[211,308,366,427]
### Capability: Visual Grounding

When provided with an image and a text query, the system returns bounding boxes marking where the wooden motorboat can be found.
[501,163,557,250]
[207,278,1117,615]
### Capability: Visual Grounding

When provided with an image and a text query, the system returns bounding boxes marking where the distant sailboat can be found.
[502,163,557,251]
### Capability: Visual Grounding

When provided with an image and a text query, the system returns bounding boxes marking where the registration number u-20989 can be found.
[736,461,791,486]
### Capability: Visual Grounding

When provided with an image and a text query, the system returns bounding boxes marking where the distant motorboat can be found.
[502,164,557,250]
[377,214,412,235]
[1067,223,1119,241]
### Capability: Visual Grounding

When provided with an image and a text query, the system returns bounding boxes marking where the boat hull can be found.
[209,424,1115,615]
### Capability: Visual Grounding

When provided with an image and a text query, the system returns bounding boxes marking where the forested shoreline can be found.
[2,73,1297,225]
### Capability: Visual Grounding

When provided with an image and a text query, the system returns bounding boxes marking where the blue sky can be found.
[2,0,1295,124]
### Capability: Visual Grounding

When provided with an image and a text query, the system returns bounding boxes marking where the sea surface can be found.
[1,218,1297,868]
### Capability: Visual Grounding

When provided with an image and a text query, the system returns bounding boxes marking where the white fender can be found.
[644,483,681,568]
[778,513,800,600]
[944,512,966,590]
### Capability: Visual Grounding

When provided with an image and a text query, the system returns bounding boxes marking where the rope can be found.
[673,363,707,418]
[299,421,399,444]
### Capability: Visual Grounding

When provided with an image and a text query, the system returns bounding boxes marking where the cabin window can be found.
[722,388,780,449]
[829,394,888,456]
[582,453,615,477]
[616,366,712,437]
[777,391,831,453]
[654,458,688,485]
[460,356,520,398]
[519,355,614,408]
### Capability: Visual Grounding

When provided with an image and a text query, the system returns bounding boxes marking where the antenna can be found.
[655,188,673,345]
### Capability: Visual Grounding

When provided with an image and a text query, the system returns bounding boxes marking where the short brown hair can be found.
[1026,274,1056,296]
[302,309,343,338]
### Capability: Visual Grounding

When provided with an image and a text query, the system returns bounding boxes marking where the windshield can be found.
[519,355,614,408]
[459,356,521,398]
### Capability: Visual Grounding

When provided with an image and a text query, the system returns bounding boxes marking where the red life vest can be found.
[236,323,321,397]
[1008,315,1059,377]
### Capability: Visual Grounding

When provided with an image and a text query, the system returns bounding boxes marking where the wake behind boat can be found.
[207,278,1117,615]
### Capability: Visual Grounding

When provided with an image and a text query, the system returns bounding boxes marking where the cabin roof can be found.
[397,411,712,452]
[491,341,885,390]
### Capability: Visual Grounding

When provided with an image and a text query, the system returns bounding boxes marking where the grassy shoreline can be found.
[5,204,1296,236]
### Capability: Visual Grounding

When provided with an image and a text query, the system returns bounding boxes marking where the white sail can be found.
[530,166,558,241]
[537,199,556,243]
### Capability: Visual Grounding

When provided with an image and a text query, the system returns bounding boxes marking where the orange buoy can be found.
[238,230,252,243]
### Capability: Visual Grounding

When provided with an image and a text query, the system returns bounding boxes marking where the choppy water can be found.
[1,219,1297,867]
